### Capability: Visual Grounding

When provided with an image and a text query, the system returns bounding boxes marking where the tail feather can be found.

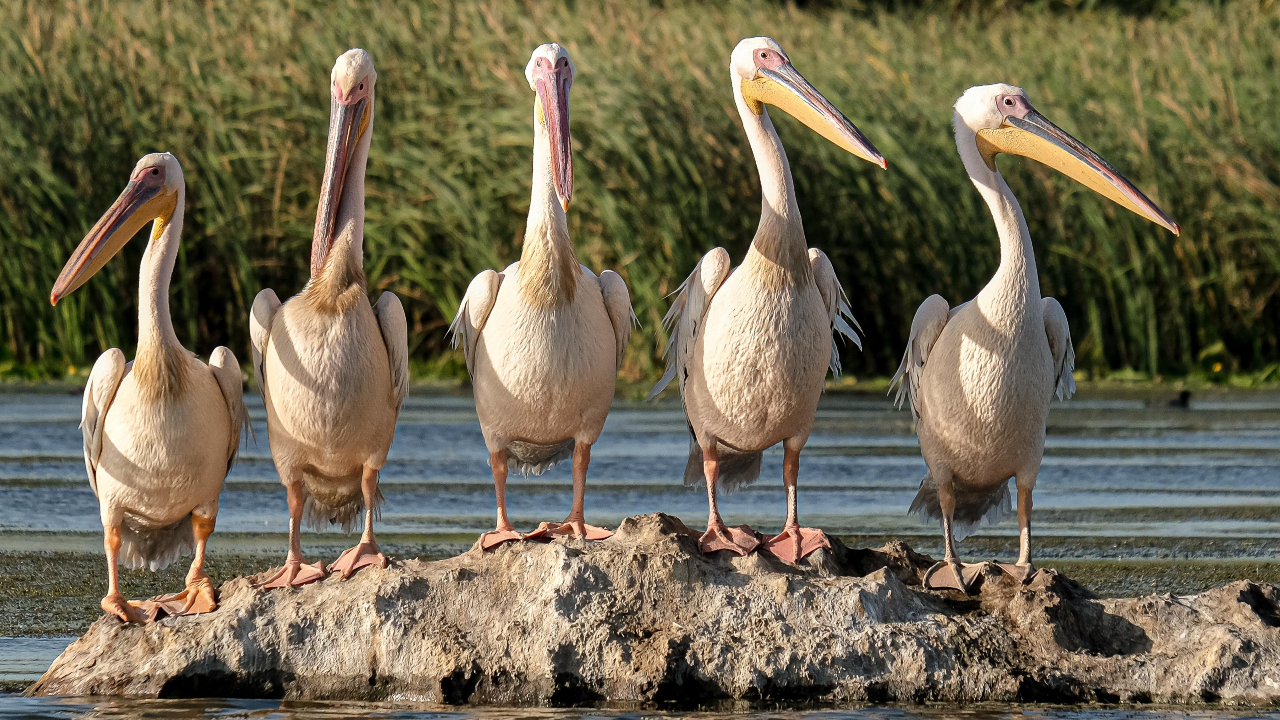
[302,481,384,534]
[681,426,763,493]
[119,515,194,572]
[503,439,575,477]
[908,471,1012,542]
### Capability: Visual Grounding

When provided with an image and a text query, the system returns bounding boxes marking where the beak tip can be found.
[1172,222,1181,237]
[878,158,888,170]
[49,294,58,307]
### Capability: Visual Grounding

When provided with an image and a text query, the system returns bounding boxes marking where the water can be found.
[2,389,1279,717]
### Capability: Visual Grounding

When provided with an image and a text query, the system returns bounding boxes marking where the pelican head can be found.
[525,43,575,211]
[313,48,376,277]
[51,153,183,305]
[955,83,1179,235]
[730,37,885,170]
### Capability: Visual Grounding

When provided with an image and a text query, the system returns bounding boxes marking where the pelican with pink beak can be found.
[650,38,877,563]
[250,49,408,588]
[451,43,636,550]
[891,84,1179,593]
[50,152,247,623]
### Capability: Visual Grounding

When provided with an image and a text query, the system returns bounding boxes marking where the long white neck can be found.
[955,121,1040,323]
[518,100,577,307]
[310,107,373,305]
[138,185,184,354]
[733,78,809,280]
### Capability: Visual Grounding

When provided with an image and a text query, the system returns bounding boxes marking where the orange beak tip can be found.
[879,158,888,170]
[49,293,58,306]
[1173,222,1182,237]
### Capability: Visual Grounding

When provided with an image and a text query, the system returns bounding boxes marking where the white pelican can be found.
[450,43,635,551]
[649,38,878,563]
[250,49,408,588]
[890,84,1179,592]
[50,153,247,623]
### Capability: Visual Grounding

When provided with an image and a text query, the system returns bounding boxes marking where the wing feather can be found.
[889,294,952,421]
[208,346,248,473]
[81,349,127,497]
[808,248,862,376]
[647,248,732,400]
[249,288,281,399]
[597,269,638,372]
[448,269,504,376]
[1042,296,1077,401]
[375,292,410,411]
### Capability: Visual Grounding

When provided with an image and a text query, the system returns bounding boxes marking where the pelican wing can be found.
[597,269,638,372]
[890,294,954,420]
[448,268,506,375]
[375,291,410,411]
[808,248,863,376]
[81,348,127,497]
[208,346,248,473]
[1042,296,1077,401]
[249,288,282,399]
[647,247,732,400]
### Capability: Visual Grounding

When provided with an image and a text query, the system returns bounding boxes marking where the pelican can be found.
[50,152,247,623]
[649,38,879,563]
[250,49,408,588]
[890,84,1178,592]
[450,44,635,551]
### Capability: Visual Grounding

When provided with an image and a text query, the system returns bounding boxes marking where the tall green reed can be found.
[1,0,1277,381]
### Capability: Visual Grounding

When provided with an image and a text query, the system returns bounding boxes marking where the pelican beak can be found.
[977,105,1179,235]
[50,172,174,305]
[741,63,886,169]
[312,87,369,277]
[534,63,573,211]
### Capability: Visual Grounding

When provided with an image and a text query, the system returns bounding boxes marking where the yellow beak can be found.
[976,111,1179,235]
[50,178,176,305]
[741,64,886,169]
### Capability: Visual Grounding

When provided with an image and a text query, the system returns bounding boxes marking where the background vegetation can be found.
[2,0,1278,384]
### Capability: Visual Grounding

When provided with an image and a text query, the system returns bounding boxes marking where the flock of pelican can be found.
[49,39,1177,623]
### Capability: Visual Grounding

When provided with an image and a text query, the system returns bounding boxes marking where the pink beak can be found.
[533,60,573,210]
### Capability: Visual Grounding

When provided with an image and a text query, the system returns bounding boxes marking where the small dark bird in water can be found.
[1170,390,1192,409]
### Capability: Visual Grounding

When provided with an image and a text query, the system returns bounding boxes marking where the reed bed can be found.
[1,0,1277,381]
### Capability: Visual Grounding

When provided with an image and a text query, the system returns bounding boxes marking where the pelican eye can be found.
[151,169,159,176]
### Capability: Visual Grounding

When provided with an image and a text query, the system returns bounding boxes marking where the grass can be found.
[1,0,1278,383]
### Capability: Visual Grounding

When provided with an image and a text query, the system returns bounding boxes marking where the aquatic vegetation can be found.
[1,0,1278,380]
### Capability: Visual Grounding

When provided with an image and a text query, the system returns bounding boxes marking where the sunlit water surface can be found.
[2,390,1278,716]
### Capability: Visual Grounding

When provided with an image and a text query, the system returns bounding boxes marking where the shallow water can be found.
[1,389,1279,715]
[2,391,1279,543]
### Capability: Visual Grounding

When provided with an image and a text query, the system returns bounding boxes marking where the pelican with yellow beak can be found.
[50,152,247,623]
[649,38,875,562]
[450,44,635,550]
[250,49,408,588]
[890,84,1179,593]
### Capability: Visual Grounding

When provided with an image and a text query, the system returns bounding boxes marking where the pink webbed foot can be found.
[699,523,761,556]
[922,560,987,594]
[254,559,327,589]
[478,528,524,551]
[761,525,831,564]
[525,519,613,542]
[138,576,218,621]
[997,562,1037,584]
[101,593,147,624]
[330,541,388,580]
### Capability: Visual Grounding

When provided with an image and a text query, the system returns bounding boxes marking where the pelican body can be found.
[50,153,246,623]
[891,84,1179,592]
[250,49,408,588]
[650,38,880,562]
[451,44,635,550]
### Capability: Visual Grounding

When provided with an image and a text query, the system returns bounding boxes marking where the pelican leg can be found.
[762,442,829,563]
[100,523,145,624]
[998,476,1037,584]
[698,441,761,556]
[331,466,389,579]
[922,472,984,593]
[479,449,523,550]
[256,479,326,589]
[140,514,219,620]
[527,443,613,541]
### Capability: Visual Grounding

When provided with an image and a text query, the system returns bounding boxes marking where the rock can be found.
[28,513,1280,705]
